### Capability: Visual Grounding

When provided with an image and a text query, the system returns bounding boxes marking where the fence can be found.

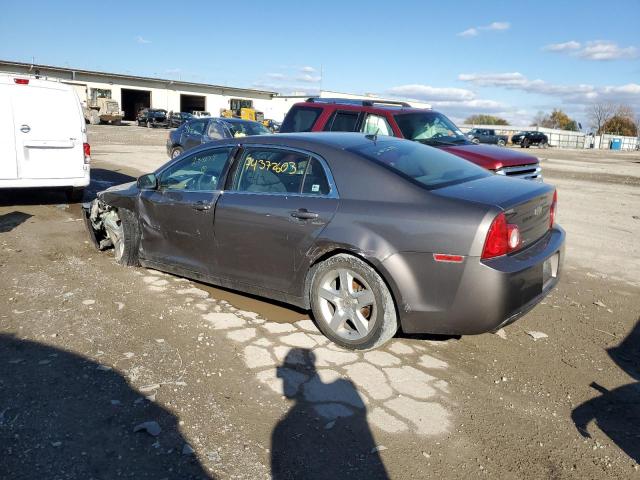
[459,124,639,150]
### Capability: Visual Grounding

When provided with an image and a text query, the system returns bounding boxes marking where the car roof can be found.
[292,100,432,115]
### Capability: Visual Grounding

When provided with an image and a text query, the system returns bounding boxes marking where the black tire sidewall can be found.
[310,254,397,350]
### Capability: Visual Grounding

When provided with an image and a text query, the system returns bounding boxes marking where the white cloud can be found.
[457,28,478,37]
[387,84,475,102]
[458,21,510,37]
[485,22,510,31]
[543,40,637,60]
[301,66,316,73]
[266,72,286,80]
[578,40,637,60]
[458,71,640,109]
[135,36,151,44]
[543,40,581,52]
[296,74,322,83]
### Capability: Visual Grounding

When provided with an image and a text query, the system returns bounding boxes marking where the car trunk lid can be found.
[433,175,555,249]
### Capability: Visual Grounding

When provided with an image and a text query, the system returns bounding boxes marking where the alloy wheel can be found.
[316,268,377,341]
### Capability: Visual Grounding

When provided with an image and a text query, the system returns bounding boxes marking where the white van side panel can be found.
[12,83,86,180]
[0,84,18,179]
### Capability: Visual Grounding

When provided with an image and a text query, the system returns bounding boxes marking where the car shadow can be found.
[0,334,214,480]
[571,319,640,463]
[0,211,33,233]
[0,169,136,207]
[271,348,389,480]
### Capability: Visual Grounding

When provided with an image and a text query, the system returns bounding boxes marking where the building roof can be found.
[0,59,277,96]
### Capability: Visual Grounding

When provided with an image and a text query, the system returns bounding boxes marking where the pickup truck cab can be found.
[0,73,90,201]
[466,128,508,146]
[280,98,542,181]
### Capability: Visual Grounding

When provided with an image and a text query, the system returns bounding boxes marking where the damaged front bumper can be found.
[82,199,121,251]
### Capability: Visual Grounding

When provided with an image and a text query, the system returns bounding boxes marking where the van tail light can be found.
[549,190,557,228]
[14,78,29,85]
[83,142,91,164]
[482,212,521,259]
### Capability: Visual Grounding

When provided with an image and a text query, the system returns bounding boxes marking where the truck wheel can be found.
[171,146,184,159]
[309,254,398,350]
[471,137,480,144]
[497,139,506,147]
[106,209,140,267]
[65,188,84,203]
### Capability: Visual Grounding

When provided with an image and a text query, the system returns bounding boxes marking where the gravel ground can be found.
[0,124,638,479]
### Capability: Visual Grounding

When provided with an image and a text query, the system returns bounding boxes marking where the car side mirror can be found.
[137,173,158,190]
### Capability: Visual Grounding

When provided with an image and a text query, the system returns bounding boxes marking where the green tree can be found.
[464,114,509,126]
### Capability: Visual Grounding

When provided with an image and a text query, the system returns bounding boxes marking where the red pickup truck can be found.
[280,98,542,181]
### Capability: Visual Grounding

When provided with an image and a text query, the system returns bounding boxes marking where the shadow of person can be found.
[271,348,389,480]
[0,334,213,480]
[572,319,640,463]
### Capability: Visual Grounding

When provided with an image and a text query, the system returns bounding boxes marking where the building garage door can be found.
[121,89,151,120]
[180,94,206,114]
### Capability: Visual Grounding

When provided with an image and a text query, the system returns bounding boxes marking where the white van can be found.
[0,73,90,201]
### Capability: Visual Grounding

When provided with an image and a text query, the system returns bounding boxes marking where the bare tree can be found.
[587,103,615,134]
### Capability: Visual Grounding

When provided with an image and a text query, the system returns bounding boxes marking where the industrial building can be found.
[0,59,277,121]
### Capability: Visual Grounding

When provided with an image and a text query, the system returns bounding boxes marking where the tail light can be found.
[482,212,521,259]
[83,142,91,164]
[14,78,29,85]
[549,190,557,228]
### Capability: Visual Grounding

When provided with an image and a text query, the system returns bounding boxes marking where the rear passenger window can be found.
[325,111,359,132]
[207,121,226,140]
[234,149,310,194]
[302,158,330,195]
[186,120,207,135]
[280,107,321,132]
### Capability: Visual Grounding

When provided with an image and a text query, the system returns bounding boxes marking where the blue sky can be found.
[1,0,638,126]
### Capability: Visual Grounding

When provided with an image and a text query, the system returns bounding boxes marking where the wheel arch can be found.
[302,247,402,324]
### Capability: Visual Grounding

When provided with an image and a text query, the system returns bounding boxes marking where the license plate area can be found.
[543,253,559,290]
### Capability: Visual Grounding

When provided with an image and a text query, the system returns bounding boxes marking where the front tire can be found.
[171,146,184,159]
[106,208,140,266]
[471,137,480,144]
[309,254,398,350]
[497,139,506,147]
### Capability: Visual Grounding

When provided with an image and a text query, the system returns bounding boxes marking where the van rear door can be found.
[11,82,84,180]
[0,83,18,179]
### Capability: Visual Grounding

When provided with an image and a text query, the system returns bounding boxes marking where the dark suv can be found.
[166,117,272,158]
[281,98,542,180]
[137,109,167,128]
[511,131,549,148]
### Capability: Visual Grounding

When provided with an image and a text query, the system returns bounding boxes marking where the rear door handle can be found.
[291,209,318,220]
[191,201,211,211]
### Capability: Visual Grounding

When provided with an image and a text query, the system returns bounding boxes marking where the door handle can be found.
[191,201,211,211]
[20,124,31,133]
[291,209,318,220]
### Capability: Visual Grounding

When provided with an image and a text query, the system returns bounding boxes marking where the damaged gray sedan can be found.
[85,133,564,350]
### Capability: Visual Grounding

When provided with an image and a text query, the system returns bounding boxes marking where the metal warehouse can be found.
[0,60,277,121]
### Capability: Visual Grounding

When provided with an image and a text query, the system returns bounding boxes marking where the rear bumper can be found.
[384,226,565,335]
[0,172,90,189]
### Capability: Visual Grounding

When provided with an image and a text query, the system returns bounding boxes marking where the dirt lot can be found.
[1,124,639,479]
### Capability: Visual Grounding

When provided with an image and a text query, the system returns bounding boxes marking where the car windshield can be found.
[348,137,489,190]
[224,121,271,137]
[394,112,470,146]
[149,111,166,118]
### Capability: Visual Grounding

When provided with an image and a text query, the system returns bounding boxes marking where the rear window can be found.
[347,138,490,190]
[280,106,322,132]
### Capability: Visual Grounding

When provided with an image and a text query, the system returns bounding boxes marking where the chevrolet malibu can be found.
[84,133,564,350]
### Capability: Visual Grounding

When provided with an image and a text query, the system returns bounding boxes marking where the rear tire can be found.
[309,254,398,350]
[471,137,480,144]
[522,138,530,148]
[109,208,140,266]
[497,139,506,147]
